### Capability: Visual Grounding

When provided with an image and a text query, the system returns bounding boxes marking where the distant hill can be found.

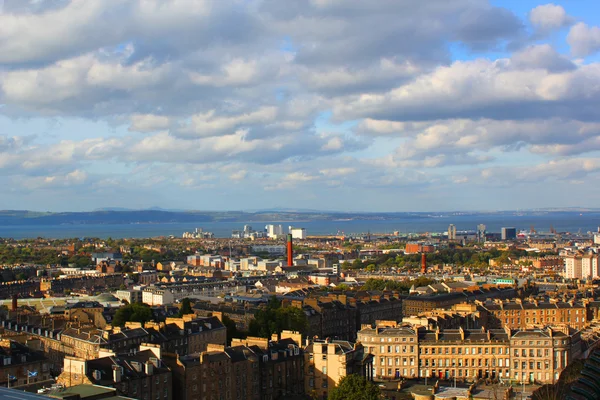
[0,209,428,226]
[0,209,598,226]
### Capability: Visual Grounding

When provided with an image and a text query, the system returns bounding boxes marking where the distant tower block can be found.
[421,253,427,274]
[287,234,293,267]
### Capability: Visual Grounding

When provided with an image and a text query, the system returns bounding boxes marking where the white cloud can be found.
[20,169,88,189]
[529,4,574,32]
[1,1,600,211]
[181,107,278,138]
[567,22,600,57]
[228,170,247,181]
[480,158,600,185]
[129,114,171,132]
[511,44,575,72]
[333,57,600,122]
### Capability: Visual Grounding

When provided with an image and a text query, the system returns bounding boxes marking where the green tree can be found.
[177,298,193,317]
[113,303,153,327]
[328,375,381,400]
[15,272,28,281]
[222,314,245,344]
[248,296,307,338]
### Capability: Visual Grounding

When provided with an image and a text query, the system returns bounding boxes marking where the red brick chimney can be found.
[421,253,427,274]
[287,234,293,267]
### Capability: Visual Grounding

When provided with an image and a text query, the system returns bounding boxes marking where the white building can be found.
[448,224,456,240]
[289,226,306,239]
[564,252,599,279]
[115,289,143,304]
[142,288,174,306]
[266,224,283,238]
[142,281,247,305]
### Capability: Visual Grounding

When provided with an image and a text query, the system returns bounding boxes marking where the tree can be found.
[351,259,364,269]
[222,314,245,344]
[177,298,193,317]
[113,303,153,327]
[328,375,381,400]
[15,272,28,281]
[248,296,308,338]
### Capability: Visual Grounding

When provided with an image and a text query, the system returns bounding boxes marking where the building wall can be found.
[486,302,588,330]
[419,338,509,381]
[357,325,419,380]
[357,323,579,384]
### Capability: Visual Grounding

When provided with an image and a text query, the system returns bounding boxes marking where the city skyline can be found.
[2,1,600,212]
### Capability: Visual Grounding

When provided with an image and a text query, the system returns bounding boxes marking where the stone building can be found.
[143,315,226,355]
[481,298,589,330]
[163,331,304,400]
[0,280,41,299]
[303,339,374,400]
[57,344,171,400]
[0,339,52,387]
[403,287,515,317]
[357,321,582,384]
[60,326,151,360]
[40,274,124,295]
[418,327,511,382]
[64,301,104,324]
[357,321,420,380]
[509,327,581,384]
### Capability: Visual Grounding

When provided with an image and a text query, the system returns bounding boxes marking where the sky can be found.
[1,0,600,212]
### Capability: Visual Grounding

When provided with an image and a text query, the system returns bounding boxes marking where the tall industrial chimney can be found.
[12,294,18,312]
[287,234,293,267]
[421,253,427,274]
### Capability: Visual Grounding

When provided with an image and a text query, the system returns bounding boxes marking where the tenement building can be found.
[402,287,515,317]
[303,339,374,399]
[57,344,172,400]
[417,327,510,381]
[509,327,581,384]
[357,321,582,384]
[357,321,420,380]
[163,331,304,400]
[480,298,589,330]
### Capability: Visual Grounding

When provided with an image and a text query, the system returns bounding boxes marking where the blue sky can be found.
[1,0,600,212]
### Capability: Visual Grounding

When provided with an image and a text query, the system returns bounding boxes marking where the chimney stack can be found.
[287,234,293,267]
[421,253,427,274]
[12,294,17,312]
